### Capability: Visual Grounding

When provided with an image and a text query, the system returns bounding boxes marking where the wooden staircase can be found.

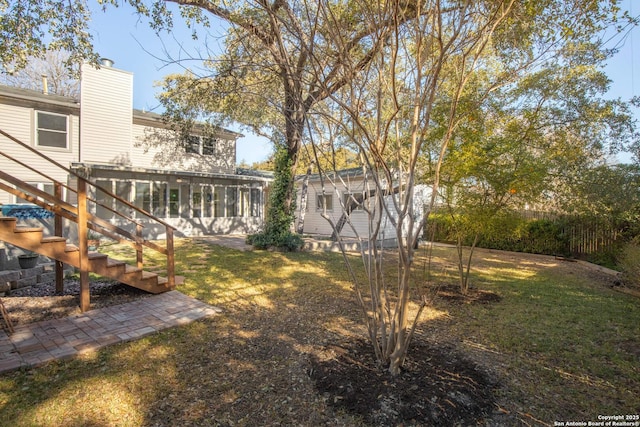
[0,129,177,312]
[0,217,170,293]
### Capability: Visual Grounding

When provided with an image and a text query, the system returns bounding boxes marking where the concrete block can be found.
[14,275,38,289]
[20,265,45,279]
[37,272,56,283]
[0,271,20,283]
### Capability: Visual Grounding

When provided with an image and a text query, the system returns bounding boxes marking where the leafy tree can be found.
[155,1,432,246]
[308,0,635,375]
[0,0,97,73]
[435,52,638,293]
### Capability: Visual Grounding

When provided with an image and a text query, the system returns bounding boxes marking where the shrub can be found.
[246,230,304,251]
[618,239,640,289]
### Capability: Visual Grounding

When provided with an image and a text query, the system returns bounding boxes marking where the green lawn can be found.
[0,239,638,426]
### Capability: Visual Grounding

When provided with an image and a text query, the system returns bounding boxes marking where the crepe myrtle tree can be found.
[304,0,633,374]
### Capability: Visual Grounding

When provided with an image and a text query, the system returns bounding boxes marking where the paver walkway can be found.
[0,291,221,374]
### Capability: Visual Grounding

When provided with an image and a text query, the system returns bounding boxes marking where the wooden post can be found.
[166,226,175,289]
[77,179,90,312]
[136,223,143,269]
[54,182,64,294]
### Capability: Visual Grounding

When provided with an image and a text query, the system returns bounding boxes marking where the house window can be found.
[152,182,167,217]
[36,111,68,149]
[135,182,151,214]
[250,188,261,217]
[343,192,364,212]
[238,188,250,217]
[184,135,200,154]
[317,194,333,211]
[203,185,213,217]
[115,181,132,217]
[16,182,55,203]
[203,137,216,156]
[226,187,238,217]
[214,187,224,217]
[180,184,190,219]
[95,179,113,220]
[169,187,180,218]
[192,187,202,218]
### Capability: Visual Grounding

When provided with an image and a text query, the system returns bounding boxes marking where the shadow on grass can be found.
[1,239,638,426]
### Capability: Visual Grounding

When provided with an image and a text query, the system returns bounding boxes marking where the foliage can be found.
[246,145,303,251]
[429,212,568,256]
[618,239,640,289]
[429,16,639,293]
[428,209,640,267]
[155,0,402,235]
[0,0,97,74]
[558,164,640,226]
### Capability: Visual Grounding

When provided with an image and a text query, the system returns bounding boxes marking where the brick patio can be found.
[0,291,221,374]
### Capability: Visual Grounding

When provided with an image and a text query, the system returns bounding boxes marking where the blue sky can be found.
[87,1,639,165]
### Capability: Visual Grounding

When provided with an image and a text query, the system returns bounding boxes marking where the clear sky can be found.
[87,1,639,165]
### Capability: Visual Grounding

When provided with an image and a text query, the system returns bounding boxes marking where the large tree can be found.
[434,46,637,294]
[301,0,636,374]
[156,1,419,245]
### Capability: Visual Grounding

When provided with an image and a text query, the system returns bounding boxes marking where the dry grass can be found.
[0,239,638,426]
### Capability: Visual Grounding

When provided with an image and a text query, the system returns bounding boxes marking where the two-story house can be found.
[0,60,270,239]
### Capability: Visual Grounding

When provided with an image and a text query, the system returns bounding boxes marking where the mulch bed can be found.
[1,279,151,328]
[310,339,499,426]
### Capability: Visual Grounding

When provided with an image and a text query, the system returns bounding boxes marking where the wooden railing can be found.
[0,129,176,311]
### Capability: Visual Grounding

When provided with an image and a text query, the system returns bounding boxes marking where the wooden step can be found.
[0,217,17,230]
[0,220,174,295]
[41,236,67,243]
[13,226,43,233]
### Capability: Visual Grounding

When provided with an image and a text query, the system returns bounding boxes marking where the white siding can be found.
[298,176,375,238]
[80,64,133,164]
[297,176,427,241]
[0,103,79,204]
[131,123,237,173]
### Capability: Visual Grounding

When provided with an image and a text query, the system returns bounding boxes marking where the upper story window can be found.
[203,137,217,156]
[183,135,220,156]
[36,111,68,149]
[184,135,200,154]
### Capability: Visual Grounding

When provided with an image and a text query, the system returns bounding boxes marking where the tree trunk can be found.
[296,164,313,234]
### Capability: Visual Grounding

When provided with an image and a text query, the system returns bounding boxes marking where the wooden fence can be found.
[564,218,620,256]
